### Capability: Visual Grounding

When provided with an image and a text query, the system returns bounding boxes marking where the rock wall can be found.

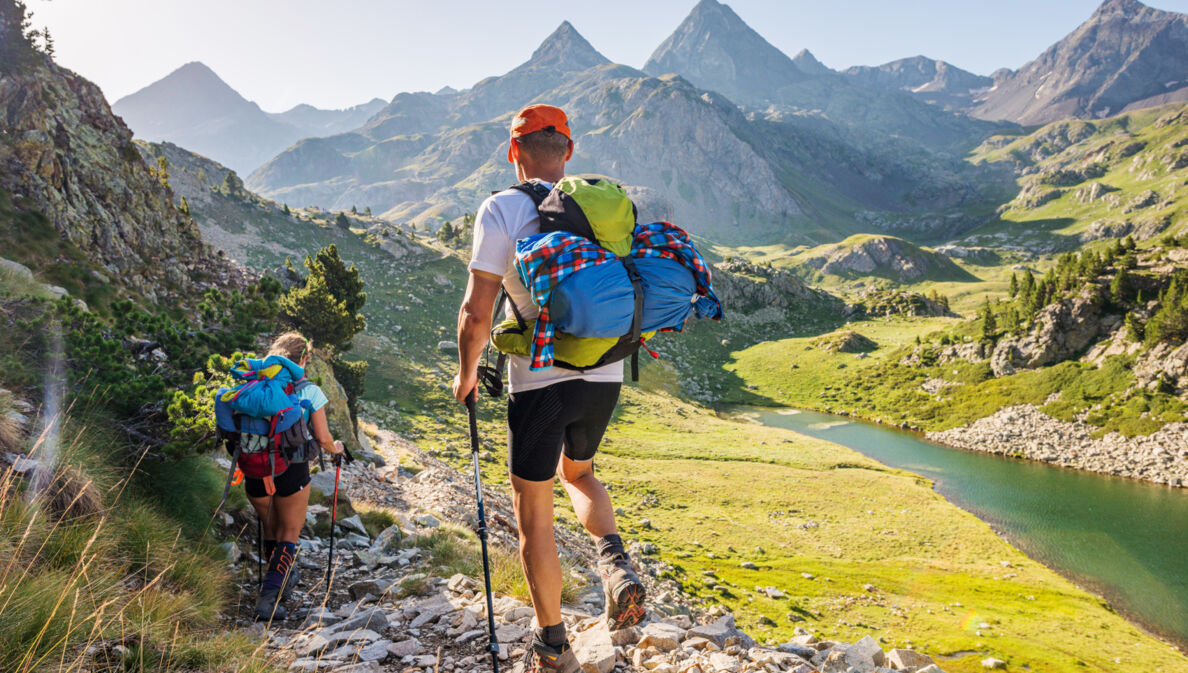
[0,57,237,300]
[305,352,363,457]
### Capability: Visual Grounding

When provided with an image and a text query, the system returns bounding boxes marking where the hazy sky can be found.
[30,0,1188,112]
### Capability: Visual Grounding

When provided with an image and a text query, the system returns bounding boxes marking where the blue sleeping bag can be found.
[551,257,698,337]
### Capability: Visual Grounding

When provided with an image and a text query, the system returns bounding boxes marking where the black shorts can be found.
[244,461,311,498]
[507,379,621,482]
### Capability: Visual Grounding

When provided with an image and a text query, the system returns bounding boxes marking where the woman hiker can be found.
[249,331,345,621]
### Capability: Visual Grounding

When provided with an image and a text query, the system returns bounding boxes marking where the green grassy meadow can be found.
[590,390,1188,673]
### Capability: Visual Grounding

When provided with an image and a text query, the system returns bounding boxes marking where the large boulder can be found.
[991,288,1103,376]
[304,352,362,456]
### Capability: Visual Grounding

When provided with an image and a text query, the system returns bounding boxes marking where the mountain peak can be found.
[529,21,609,71]
[792,49,832,76]
[1093,0,1148,17]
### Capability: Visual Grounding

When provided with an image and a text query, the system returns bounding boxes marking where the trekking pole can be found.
[466,389,500,673]
[324,452,342,591]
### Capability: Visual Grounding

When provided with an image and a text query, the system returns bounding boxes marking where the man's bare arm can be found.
[452,269,503,401]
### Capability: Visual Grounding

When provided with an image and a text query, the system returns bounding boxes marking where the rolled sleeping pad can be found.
[635,256,697,333]
[550,256,699,338]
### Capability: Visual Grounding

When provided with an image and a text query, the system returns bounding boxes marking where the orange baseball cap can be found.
[508,104,570,163]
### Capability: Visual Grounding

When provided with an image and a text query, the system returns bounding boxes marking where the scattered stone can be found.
[572,623,616,673]
[437,340,458,353]
[846,635,887,671]
[413,513,441,528]
[639,622,686,651]
[219,541,241,562]
[348,577,395,600]
[303,607,341,629]
[740,561,758,570]
[887,648,936,671]
[385,638,420,657]
[708,651,740,672]
[339,514,368,536]
[981,658,1006,670]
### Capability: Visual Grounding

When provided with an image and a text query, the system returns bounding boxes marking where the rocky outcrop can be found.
[1133,341,1188,393]
[812,330,877,353]
[796,235,973,282]
[929,405,1188,487]
[851,289,958,319]
[713,260,843,314]
[990,289,1105,376]
[0,56,235,300]
[305,352,363,457]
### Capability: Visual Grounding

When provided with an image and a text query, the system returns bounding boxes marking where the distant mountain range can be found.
[111,0,1188,244]
[245,19,999,244]
[970,0,1188,124]
[111,62,385,174]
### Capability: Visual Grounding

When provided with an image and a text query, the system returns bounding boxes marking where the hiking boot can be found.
[598,554,647,630]
[254,587,287,622]
[280,566,300,602]
[518,636,580,673]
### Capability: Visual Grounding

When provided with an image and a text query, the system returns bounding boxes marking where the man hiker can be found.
[452,104,647,672]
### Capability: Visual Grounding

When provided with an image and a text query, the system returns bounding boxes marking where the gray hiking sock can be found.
[537,622,567,648]
[597,534,626,560]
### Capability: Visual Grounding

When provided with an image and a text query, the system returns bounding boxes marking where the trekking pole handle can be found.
[466,389,481,456]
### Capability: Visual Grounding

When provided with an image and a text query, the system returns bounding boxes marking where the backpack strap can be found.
[509,181,551,207]
[292,379,313,394]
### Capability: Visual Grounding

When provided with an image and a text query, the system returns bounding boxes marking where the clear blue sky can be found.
[31,0,1188,112]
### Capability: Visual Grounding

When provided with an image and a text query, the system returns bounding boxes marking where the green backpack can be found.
[488,176,656,383]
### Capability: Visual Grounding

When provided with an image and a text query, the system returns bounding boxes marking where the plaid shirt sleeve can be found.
[515,232,617,370]
[630,222,723,327]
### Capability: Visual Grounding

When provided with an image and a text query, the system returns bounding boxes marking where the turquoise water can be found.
[742,406,1188,650]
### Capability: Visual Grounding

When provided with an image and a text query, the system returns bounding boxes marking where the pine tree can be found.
[40,26,52,58]
[351,205,358,214]
[364,206,372,216]
[283,203,291,217]
[279,245,366,352]
[178,195,190,216]
[1009,272,1019,299]
[436,220,456,244]
[1110,267,1133,305]
[0,0,39,72]
[981,298,998,344]
[221,170,243,195]
[1124,235,1136,251]
[335,212,350,230]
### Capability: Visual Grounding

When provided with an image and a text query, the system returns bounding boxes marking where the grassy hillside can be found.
[958,103,1188,251]
[782,234,978,283]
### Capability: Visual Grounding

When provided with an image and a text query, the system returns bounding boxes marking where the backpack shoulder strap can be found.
[291,379,313,394]
[509,181,551,207]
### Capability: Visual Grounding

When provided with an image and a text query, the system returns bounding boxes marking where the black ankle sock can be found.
[537,622,567,648]
[597,534,626,560]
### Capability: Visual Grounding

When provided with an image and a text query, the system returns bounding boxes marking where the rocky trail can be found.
[215,426,954,673]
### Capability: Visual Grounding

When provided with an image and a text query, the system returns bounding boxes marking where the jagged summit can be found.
[1093,0,1148,17]
[120,61,251,110]
[792,49,833,76]
[528,21,609,71]
[972,0,1188,123]
[644,0,808,104]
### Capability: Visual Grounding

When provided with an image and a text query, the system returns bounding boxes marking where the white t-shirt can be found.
[468,180,623,393]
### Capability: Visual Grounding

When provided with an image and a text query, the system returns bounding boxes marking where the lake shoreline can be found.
[729,404,1188,656]
[722,401,1188,490]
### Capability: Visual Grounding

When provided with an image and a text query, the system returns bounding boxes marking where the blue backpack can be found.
[214,355,316,506]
